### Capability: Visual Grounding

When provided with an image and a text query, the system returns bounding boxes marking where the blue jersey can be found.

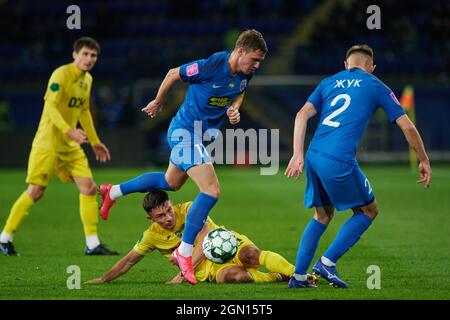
[307,67,405,163]
[176,51,253,133]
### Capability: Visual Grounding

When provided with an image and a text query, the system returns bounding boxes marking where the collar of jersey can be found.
[70,62,85,78]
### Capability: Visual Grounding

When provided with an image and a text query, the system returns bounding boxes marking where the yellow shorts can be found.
[195,230,255,283]
[26,147,93,186]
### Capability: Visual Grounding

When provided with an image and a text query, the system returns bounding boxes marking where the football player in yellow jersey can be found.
[86,191,318,285]
[0,37,118,256]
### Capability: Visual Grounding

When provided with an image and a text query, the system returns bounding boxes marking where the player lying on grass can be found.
[86,191,317,285]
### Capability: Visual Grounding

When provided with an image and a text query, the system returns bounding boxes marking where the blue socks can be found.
[295,218,327,275]
[323,212,372,263]
[182,192,218,245]
[119,172,173,195]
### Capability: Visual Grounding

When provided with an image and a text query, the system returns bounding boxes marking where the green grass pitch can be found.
[0,165,449,300]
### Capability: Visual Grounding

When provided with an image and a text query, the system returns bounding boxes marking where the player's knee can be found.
[355,201,379,220]
[233,272,252,283]
[221,269,252,283]
[365,206,379,220]
[80,182,97,196]
[167,181,182,191]
[27,186,45,201]
[239,246,260,267]
[314,213,333,225]
[203,184,220,199]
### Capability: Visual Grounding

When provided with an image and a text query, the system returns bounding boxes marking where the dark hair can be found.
[73,37,100,54]
[143,191,169,213]
[346,44,374,61]
[235,29,268,53]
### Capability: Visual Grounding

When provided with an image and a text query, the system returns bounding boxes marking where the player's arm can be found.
[44,99,88,144]
[44,69,88,144]
[141,67,181,118]
[79,107,111,163]
[395,114,432,188]
[227,92,244,124]
[85,249,144,284]
[167,224,209,285]
[285,102,317,179]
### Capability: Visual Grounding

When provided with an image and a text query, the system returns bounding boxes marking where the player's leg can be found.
[171,162,219,285]
[289,206,334,288]
[289,151,332,287]
[216,266,253,283]
[99,163,186,220]
[73,176,118,255]
[178,162,219,256]
[65,149,118,255]
[312,162,375,288]
[238,244,295,278]
[321,199,377,265]
[0,184,45,256]
[0,148,54,256]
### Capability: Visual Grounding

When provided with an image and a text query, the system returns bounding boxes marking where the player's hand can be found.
[417,160,431,188]
[93,143,111,163]
[227,106,240,124]
[166,273,185,284]
[284,155,304,179]
[142,99,163,119]
[84,278,105,285]
[66,128,88,144]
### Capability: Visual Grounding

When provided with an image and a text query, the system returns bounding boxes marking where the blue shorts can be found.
[304,149,375,211]
[167,119,212,172]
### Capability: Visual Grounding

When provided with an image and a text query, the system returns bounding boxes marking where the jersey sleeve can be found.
[44,68,66,104]
[179,53,222,84]
[307,81,323,113]
[133,229,156,256]
[79,105,101,146]
[376,81,406,123]
[43,100,71,133]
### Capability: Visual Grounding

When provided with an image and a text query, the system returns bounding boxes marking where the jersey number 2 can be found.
[322,94,351,128]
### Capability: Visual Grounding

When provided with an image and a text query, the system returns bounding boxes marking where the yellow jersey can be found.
[133,201,219,261]
[32,62,100,152]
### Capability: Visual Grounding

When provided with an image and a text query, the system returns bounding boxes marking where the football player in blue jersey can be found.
[98,29,267,285]
[285,44,431,288]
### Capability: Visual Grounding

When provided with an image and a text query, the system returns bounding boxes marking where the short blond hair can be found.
[235,29,268,53]
[346,44,373,61]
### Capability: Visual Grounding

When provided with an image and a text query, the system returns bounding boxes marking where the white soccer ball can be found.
[202,228,238,264]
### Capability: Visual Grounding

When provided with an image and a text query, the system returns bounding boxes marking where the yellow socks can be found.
[259,250,295,276]
[3,191,35,236]
[79,194,98,237]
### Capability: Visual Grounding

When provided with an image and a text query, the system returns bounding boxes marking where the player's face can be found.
[238,48,265,74]
[73,47,98,72]
[149,200,177,230]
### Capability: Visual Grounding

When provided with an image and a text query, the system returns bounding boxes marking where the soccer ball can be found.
[202,228,238,264]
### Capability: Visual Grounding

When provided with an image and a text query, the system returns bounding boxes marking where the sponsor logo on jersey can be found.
[207,97,230,108]
[68,97,86,108]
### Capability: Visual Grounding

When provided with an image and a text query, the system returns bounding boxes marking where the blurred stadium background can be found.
[0,0,449,168]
